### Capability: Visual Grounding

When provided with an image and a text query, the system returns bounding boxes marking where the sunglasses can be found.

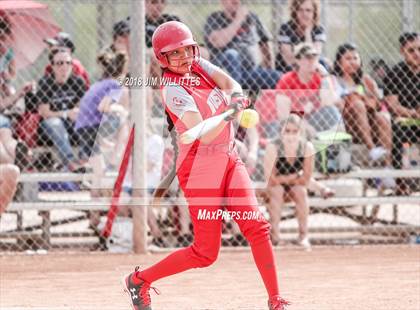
[53,60,72,66]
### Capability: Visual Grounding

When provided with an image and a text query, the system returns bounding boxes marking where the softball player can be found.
[123,21,289,310]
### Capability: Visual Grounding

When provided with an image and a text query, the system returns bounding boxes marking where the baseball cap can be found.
[44,32,75,53]
[113,17,130,38]
[294,43,319,59]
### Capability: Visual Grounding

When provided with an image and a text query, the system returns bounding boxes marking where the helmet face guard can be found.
[160,44,200,70]
[152,21,199,69]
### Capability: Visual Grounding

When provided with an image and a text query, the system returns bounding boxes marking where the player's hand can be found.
[225,92,250,121]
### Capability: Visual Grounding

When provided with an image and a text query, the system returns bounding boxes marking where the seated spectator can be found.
[276,0,327,73]
[383,32,419,194]
[37,48,86,172]
[109,19,131,55]
[1,76,34,169]
[75,50,129,197]
[263,114,313,250]
[204,0,281,90]
[44,32,90,89]
[369,57,389,93]
[145,0,181,49]
[0,163,20,215]
[111,0,180,55]
[332,43,392,164]
[276,43,342,136]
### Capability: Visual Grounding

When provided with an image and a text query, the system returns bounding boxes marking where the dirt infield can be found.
[0,245,419,310]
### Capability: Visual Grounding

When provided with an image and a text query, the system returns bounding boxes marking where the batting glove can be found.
[224,92,250,121]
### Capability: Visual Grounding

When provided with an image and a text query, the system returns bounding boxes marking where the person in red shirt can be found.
[122,21,289,310]
[44,32,90,89]
[275,42,341,136]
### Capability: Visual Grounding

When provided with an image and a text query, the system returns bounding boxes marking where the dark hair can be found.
[97,50,127,78]
[0,15,11,36]
[370,57,389,72]
[333,43,363,85]
[48,48,72,63]
[399,32,418,48]
[113,18,130,40]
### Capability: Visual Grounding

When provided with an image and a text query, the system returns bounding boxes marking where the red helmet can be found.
[152,21,199,68]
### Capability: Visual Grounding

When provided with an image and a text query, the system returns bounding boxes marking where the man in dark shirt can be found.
[37,48,86,171]
[145,0,180,48]
[383,32,419,192]
[204,0,281,91]
[111,0,180,52]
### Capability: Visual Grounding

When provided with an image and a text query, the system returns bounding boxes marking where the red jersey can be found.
[275,71,321,115]
[161,58,234,159]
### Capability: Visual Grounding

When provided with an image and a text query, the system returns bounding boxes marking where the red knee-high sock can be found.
[250,239,279,298]
[132,247,195,284]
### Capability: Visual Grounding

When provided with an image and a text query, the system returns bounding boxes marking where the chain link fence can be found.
[0,0,419,252]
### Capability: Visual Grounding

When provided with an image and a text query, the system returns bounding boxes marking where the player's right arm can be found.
[164,84,229,145]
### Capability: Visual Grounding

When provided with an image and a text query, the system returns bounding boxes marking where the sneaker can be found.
[122,266,160,310]
[369,146,387,161]
[298,237,312,251]
[268,295,290,310]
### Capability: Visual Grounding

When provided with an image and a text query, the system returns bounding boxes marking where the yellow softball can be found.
[237,109,260,129]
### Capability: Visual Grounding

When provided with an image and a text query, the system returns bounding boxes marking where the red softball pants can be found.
[139,144,279,298]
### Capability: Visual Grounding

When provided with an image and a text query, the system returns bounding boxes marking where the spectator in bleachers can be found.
[276,0,327,73]
[75,50,129,197]
[110,19,130,55]
[44,32,90,89]
[383,32,419,194]
[111,0,181,54]
[369,57,389,93]
[37,48,86,172]
[332,43,392,163]
[1,79,34,168]
[145,0,181,49]
[263,113,313,250]
[276,43,342,136]
[204,0,281,90]
[0,163,19,215]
